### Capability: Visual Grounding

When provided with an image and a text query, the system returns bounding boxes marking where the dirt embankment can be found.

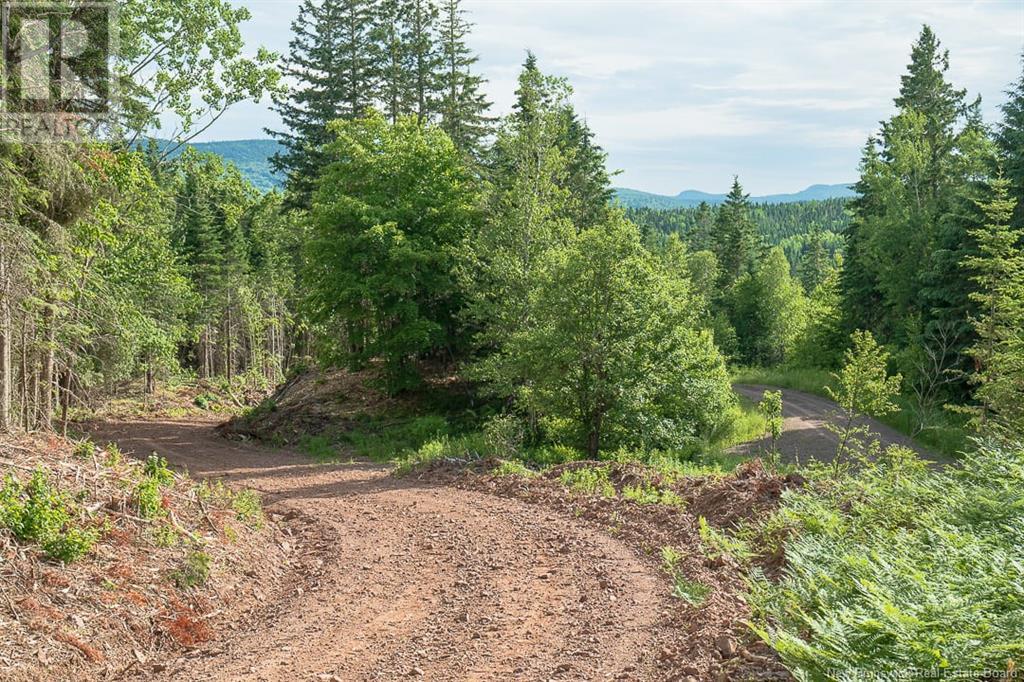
[85,418,794,681]
[0,430,325,682]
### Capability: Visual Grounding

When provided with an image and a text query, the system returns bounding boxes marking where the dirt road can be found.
[91,419,682,681]
[731,384,940,464]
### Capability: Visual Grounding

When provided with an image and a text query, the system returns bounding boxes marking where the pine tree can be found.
[997,54,1024,229]
[437,0,493,155]
[963,176,1024,436]
[267,0,376,209]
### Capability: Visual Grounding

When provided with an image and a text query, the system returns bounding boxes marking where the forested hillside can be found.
[154,139,286,192]
[614,182,857,209]
[1,1,1022,679]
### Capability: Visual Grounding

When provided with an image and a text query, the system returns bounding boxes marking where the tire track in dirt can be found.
[90,419,674,681]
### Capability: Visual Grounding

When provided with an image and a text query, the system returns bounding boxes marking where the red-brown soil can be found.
[82,418,792,681]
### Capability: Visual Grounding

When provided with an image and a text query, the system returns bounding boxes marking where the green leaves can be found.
[752,440,1024,676]
[305,112,480,392]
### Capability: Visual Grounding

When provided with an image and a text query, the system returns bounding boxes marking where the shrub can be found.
[621,483,685,509]
[170,550,211,589]
[134,477,166,518]
[491,460,538,478]
[483,414,526,457]
[0,470,98,563]
[346,415,450,461]
[558,465,615,497]
[143,454,175,485]
[73,440,96,460]
[232,489,263,528]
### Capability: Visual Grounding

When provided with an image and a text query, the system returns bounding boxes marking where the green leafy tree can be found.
[509,216,733,456]
[758,390,784,468]
[305,113,480,392]
[729,248,807,366]
[118,0,281,147]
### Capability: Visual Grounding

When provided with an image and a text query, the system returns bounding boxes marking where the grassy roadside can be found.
[731,366,970,459]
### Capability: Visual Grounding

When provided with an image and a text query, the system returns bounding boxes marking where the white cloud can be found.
[190,0,1022,194]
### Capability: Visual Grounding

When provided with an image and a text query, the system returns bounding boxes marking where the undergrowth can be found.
[748,439,1024,675]
[0,469,100,563]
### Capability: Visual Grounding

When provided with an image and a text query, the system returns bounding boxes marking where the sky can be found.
[188,0,1023,196]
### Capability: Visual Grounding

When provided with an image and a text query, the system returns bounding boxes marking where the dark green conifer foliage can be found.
[268,0,377,209]
[715,177,761,288]
[997,54,1024,229]
[437,0,493,156]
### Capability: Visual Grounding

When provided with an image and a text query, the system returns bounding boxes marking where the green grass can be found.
[731,365,969,459]
[731,365,835,396]
[749,439,1024,675]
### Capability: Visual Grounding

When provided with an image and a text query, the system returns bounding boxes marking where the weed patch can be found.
[0,470,99,563]
[660,546,710,605]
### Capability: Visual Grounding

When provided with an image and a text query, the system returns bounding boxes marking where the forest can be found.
[0,0,1022,679]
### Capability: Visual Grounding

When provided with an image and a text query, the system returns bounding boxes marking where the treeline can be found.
[0,0,285,432]
[269,0,493,207]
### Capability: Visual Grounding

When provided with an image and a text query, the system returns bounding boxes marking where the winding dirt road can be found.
[731,384,940,464]
[91,419,681,681]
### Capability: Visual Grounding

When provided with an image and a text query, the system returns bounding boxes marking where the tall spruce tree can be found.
[268,0,376,208]
[437,0,493,155]
[841,25,988,364]
[997,54,1024,229]
[373,0,414,123]
[715,177,760,288]
[407,0,444,123]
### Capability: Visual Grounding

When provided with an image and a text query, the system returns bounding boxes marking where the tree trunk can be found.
[20,313,30,429]
[0,252,11,432]
[39,304,55,429]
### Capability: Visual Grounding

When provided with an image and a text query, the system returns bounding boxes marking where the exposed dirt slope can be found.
[731,384,941,464]
[89,418,769,681]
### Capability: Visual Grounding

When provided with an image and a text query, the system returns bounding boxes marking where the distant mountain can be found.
[144,138,285,192]
[614,183,857,209]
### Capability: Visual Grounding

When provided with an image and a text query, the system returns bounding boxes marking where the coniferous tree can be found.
[997,54,1024,229]
[963,176,1024,436]
[799,225,831,293]
[715,177,760,288]
[437,0,493,155]
[841,25,990,369]
[373,0,414,124]
[407,0,444,123]
[268,0,377,208]
[559,109,614,230]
